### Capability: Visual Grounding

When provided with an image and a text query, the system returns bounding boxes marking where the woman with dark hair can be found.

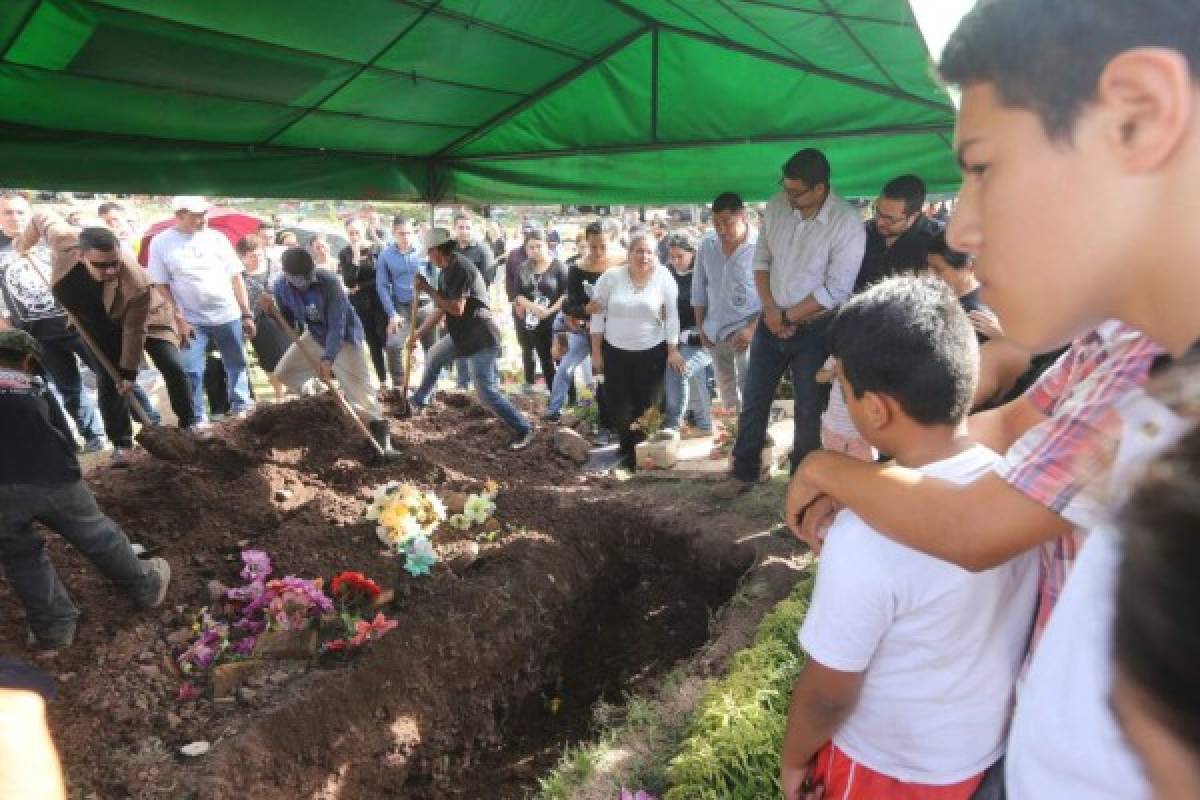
[1113,409,1200,800]
[662,232,714,436]
[588,231,684,468]
[512,230,568,394]
[236,236,290,401]
[338,220,387,385]
[543,222,618,441]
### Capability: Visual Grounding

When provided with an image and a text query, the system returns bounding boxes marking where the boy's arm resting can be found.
[973,339,1033,410]
[780,661,865,793]
[788,454,1071,572]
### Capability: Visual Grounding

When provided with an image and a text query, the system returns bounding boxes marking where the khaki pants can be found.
[274,332,382,422]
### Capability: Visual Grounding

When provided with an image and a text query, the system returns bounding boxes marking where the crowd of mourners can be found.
[2,1,1200,798]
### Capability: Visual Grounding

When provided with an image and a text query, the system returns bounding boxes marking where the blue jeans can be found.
[547,331,593,415]
[731,318,830,482]
[37,334,105,442]
[182,319,251,421]
[0,481,160,641]
[663,343,713,431]
[414,340,531,435]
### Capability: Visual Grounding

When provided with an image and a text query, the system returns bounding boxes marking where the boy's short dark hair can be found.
[927,230,969,268]
[829,275,979,426]
[940,0,1199,140]
[881,175,927,216]
[96,201,123,217]
[281,246,315,275]
[711,192,745,214]
[781,149,831,189]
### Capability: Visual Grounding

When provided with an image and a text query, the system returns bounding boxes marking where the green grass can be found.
[662,575,815,800]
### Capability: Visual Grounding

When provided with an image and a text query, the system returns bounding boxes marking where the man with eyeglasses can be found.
[20,212,196,450]
[715,149,865,497]
[854,174,942,294]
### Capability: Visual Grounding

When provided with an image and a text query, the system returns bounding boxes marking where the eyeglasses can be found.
[872,201,912,227]
[779,178,816,199]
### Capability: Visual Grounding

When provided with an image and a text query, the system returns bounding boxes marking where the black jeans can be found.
[96,337,196,446]
[602,340,667,460]
[36,333,105,442]
[351,289,388,385]
[514,317,556,389]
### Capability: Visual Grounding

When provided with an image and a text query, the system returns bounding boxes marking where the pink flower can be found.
[176,682,201,702]
[619,791,656,800]
[348,613,399,648]
[239,550,272,583]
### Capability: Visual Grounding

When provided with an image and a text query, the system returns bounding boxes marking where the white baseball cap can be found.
[171,195,210,214]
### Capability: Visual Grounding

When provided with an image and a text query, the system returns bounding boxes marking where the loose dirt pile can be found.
[0,391,752,799]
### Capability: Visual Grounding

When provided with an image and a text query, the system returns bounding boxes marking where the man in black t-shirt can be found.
[408,228,533,450]
[854,175,941,294]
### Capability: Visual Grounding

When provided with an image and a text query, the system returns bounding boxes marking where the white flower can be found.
[376,524,397,547]
[425,493,447,522]
[463,494,495,525]
[448,513,469,530]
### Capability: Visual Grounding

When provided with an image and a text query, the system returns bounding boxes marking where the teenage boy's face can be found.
[948,82,1128,353]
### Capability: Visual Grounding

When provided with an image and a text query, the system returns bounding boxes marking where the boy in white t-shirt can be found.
[780,277,1037,800]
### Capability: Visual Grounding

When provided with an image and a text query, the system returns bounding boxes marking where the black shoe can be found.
[27,623,77,651]
[368,419,402,459]
[508,429,535,451]
[541,411,561,423]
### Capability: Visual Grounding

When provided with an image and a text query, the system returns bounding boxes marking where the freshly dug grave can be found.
[0,393,750,799]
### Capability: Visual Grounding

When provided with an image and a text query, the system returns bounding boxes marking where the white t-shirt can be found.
[147,227,244,326]
[590,264,680,351]
[1006,387,1192,799]
[800,444,1038,784]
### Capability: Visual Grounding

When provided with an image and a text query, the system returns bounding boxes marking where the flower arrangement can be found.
[367,481,449,577]
[173,552,397,687]
[322,570,399,655]
[631,406,666,438]
[447,480,499,531]
[568,388,600,427]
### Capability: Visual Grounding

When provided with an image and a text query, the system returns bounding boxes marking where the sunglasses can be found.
[89,259,120,269]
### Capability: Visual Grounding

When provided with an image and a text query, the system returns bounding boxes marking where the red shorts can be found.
[812,742,984,800]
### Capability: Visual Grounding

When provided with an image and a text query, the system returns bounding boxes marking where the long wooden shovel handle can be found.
[268,304,386,458]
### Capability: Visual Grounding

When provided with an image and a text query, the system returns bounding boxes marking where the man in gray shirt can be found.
[693,192,760,414]
[720,149,865,495]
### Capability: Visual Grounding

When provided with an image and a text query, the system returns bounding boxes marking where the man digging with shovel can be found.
[0,329,171,651]
[263,247,399,458]
[20,212,198,465]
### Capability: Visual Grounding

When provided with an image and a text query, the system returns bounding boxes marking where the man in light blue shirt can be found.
[375,216,434,386]
[693,192,760,415]
[720,149,865,496]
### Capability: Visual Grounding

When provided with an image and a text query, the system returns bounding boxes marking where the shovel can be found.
[74,320,197,464]
[394,293,419,419]
[267,304,387,460]
[23,253,195,463]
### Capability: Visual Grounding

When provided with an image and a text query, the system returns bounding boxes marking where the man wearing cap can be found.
[262,247,398,455]
[408,228,534,451]
[148,196,255,426]
[20,212,196,446]
[0,328,171,651]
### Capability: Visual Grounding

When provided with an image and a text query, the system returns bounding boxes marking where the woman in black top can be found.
[339,221,386,384]
[512,230,567,393]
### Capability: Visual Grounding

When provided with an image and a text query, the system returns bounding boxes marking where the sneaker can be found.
[507,429,535,451]
[541,411,561,423]
[137,557,172,609]
[110,447,133,468]
[232,408,252,420]
[27,623,76,652]
[82,437,106,454]
[712,477,755,500]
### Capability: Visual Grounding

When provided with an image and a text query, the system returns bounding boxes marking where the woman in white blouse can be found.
[589,232,685,468]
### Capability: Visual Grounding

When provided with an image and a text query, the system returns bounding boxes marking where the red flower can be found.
[324,638,348,653]
[331,571,382,600]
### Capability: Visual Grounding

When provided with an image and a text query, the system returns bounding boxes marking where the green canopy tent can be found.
[0,0,959,204]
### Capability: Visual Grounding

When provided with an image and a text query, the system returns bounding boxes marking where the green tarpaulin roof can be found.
[0,0,960,203]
